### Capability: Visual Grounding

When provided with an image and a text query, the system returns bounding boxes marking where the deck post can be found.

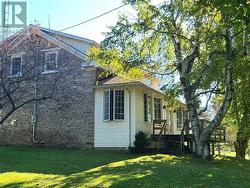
[211,142,215,155]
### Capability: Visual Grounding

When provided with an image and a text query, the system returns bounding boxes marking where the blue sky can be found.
[25,0,162,42]
[27,0,126,42]
[0,0,162,42]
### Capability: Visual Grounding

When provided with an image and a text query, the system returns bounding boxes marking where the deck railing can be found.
[152,120,167,136]
[152,120,167,150]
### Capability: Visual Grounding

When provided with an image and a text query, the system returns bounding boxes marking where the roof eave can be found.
[94,81,163,95]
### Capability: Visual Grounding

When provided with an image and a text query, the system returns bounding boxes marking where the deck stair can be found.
[151,119,194,154]
[151,120,226,154]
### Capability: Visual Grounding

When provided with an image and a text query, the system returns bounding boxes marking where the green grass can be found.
[0,146,250,187]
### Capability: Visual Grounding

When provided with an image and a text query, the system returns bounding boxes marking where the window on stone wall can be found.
[44,51,58,72]
[104,89,124,121]
[154,98,161,120]
[144,94,152,122]
[10,56,22,76]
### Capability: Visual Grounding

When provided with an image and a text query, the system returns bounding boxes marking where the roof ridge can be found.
[38,25,99,46]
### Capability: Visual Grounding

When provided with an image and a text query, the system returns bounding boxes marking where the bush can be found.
[133,131,151,153]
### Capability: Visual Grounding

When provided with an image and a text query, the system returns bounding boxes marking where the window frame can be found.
[103,89,111,121]
[176,108,184,130]
[144,94,148,122]
[103,89,125,122]
[154,98,162,120]
[144,94,153,122]
[44,50,58,73]
[10,54,23,76]
[114,89,125,120]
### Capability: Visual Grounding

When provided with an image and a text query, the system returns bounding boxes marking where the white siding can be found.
[94,85,182,148]
[94,87,136,148]
[56,35,91,54]
[135,88,151,135]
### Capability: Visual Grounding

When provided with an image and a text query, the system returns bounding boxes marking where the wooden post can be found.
[212,142,215,155]
[153,121,155,136]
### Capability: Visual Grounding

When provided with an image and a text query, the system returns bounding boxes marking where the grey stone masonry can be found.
[0,34,100,148]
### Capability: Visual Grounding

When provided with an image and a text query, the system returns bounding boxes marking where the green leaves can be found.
[88,0,249,111]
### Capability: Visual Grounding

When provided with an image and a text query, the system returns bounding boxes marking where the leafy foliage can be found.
[133,131,151,153]
[88,0,250,158]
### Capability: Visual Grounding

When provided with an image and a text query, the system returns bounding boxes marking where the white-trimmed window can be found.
[177,108,184,129]
[144,94,152,122]
[104,89,124,121]
[104,90,111,121]
[154,98,161,120]
[10,55,22,76]
[44,51,58,72]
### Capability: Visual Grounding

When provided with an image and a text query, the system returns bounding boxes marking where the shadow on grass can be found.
[0,145,139,175]
[1,146,250,187]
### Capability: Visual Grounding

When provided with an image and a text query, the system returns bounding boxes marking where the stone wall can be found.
[0,34,98,148]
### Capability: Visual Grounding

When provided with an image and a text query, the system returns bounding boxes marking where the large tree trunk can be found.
[170,13,234,159]
[234,133,249,160]
[196,139,211,159]
[192,26,234,159]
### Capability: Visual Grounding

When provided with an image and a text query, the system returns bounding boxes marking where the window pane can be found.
[114,90,124,120]
[177,108,183,129]
[11,57,21,75]
[45,53,57,71]
[144,94,148,121]
[154,98,161,120]
[183,110,187,124]
[47,53,56,61]
[110,90,114,121]
[147,96,152,122]
[104,90,110,120]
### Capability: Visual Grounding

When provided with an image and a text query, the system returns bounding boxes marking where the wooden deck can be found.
[151,120,226,154]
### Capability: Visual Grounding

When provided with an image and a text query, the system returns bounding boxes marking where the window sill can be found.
[103,119,125,123]
[41,70,59,74]
[8,74,22,78]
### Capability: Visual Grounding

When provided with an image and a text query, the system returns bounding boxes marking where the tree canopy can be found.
[88,0,250,159]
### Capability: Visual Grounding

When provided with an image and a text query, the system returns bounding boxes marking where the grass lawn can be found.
[0,146,250,187]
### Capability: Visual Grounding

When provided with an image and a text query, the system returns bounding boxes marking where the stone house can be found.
[0,25,187,149]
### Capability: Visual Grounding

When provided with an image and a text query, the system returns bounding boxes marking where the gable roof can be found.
[0,25,99,66]
[1,26,167,96]
[39,26,99,46]
[96,75,163,95]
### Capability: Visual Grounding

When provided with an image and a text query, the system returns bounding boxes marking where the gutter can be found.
[94,81,163,95]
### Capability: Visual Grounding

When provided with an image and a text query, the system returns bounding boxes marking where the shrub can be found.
[133,131,151,153]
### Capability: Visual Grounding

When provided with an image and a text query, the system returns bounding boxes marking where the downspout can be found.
[32,79,39,143]
[126,88,132,149]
